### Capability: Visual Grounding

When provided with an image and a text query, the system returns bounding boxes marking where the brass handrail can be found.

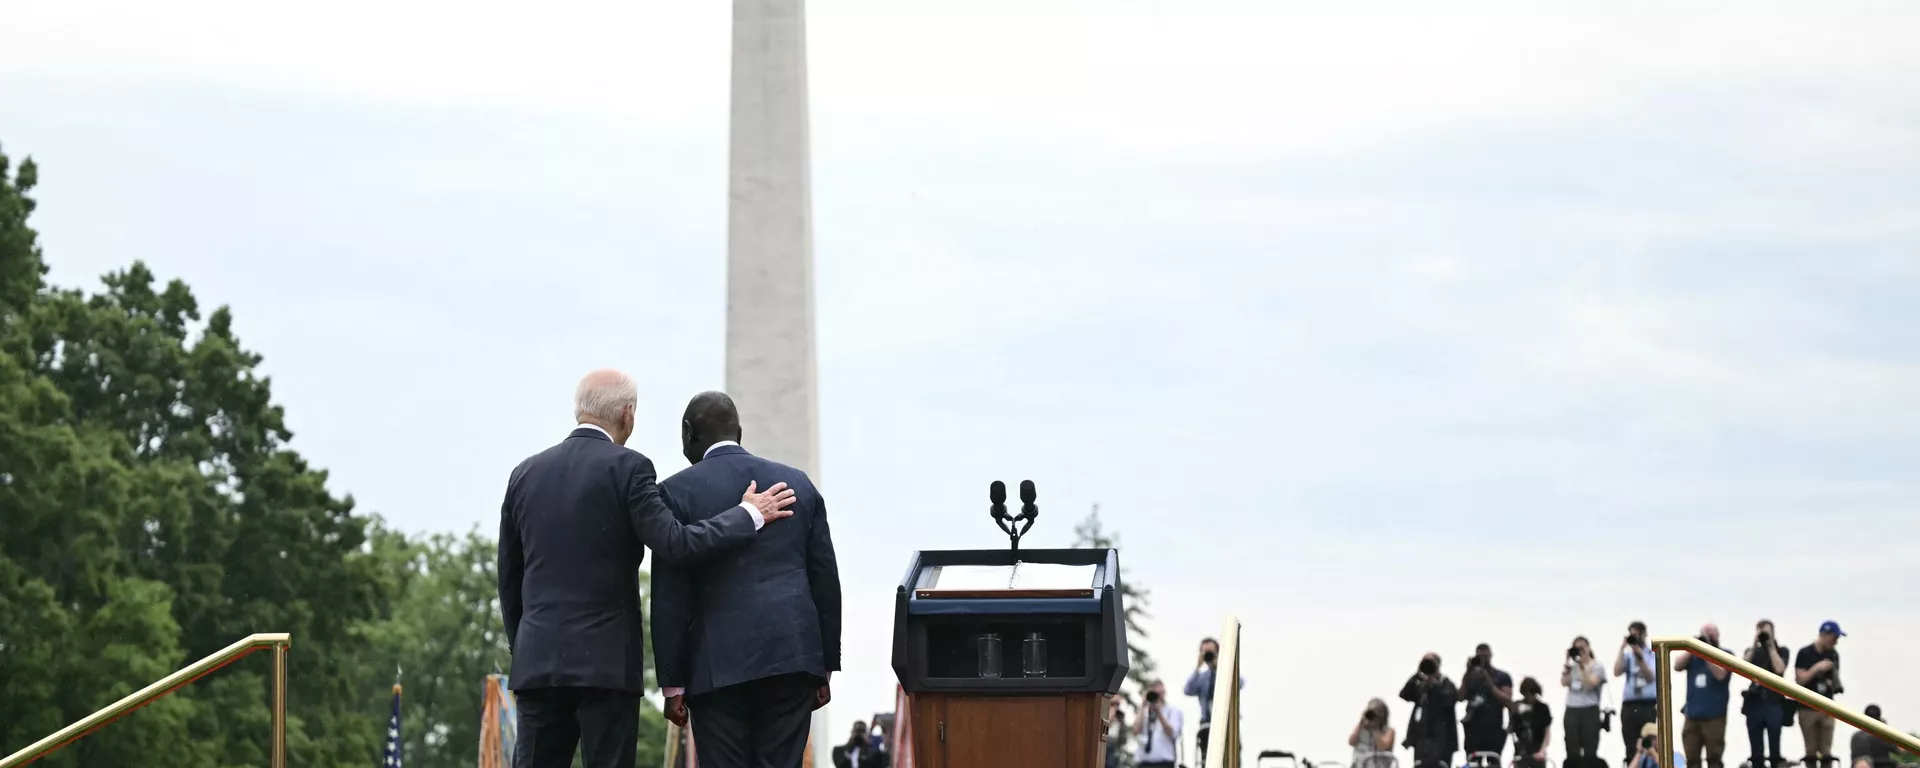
[1206,615,1244,768]
[1653,636,1919,768]
[0,632,290,768]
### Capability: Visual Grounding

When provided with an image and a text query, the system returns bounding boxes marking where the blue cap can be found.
[1819,620,1845,637]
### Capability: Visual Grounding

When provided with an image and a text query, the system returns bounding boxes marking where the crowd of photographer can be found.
[1375,620,1901,768]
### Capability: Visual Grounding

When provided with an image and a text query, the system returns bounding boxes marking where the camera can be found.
[1363,709,1380,724]
[1626,634,1644,647]
[1419,658,1439,676]
[1567,646,1582,661]
[1145,691,1161,704]
[1203,650,1217,664]
[1640,736,1654,750]
[1468,656,1485,670]
[1757,631,1771,645]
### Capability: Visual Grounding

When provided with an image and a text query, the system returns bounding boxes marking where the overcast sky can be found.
[5,0,1918,762]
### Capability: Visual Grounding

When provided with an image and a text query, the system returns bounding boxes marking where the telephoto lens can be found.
[1419,658,1438,676]
[1145,691,1161,704]
[1203,651,1217,664]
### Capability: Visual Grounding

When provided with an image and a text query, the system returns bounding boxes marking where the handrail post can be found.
[1655,642,1674,768]
[272,640,288,768]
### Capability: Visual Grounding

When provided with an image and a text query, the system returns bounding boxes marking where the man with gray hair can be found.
[499,369,800,768]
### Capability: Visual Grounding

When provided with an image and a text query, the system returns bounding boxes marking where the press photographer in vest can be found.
[1673,623,1732,768]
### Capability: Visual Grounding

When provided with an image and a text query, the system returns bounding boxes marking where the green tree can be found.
[354,525,512,768]
[1073,504,1156,691]
[0,145,389,767]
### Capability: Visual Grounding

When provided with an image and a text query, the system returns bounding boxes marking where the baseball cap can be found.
[1864,704,1883,721]
[1819,620,1846,637]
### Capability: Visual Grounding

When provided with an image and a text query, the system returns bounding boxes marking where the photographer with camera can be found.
[1632,723,1688,768]
[1617,622,1660,766]
[1106,694,1131,768]
[1137,680,1185,768]
[831,721,889,768]
[1673,623,1733,768]
[1513,678,1553,768]
[1351,698,1398,768]
[1460,644,1517,765]
[1741,620,1791,768]
[1184,637,1244,766]
[1794,621,1846,768]
[1401,652,1461,768]
[1563,636,1610,768]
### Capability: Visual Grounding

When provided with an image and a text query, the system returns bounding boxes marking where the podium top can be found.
[891,547,1130,694]
[896,548,1117,613]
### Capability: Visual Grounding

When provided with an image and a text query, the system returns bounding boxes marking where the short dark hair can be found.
[1520,677,1542,697]
[1629,621,1647,633]
[1201,637,1218,647]
[1476,643,1492,653]
[683,391,742,440]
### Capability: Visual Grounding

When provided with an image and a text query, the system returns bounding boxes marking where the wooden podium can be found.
[890,548,1130,768]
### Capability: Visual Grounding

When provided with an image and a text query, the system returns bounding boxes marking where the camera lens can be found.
[1568,646,1581,660]
[1145,691,1160,704]
[1419,659,1438,676]
[1203,651,1217,664]
[1641,737,1653,749]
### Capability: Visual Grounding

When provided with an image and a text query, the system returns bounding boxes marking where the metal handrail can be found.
[0,632,290,768]
[1653,636,1918,768]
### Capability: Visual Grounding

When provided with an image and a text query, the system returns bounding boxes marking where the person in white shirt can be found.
[1137,679,1185,768]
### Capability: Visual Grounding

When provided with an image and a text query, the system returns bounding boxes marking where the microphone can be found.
[1018,480,1037,517]
[989,480,1008,518]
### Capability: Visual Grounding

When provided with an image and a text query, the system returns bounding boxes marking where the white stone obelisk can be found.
[724,0,830,761]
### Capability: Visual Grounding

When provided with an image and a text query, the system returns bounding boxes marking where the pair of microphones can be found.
[988,480,1038,549]
[988,480,1037,520]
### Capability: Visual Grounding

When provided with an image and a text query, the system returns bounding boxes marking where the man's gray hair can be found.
[574,369,637,423]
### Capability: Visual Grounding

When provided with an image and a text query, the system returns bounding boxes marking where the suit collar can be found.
[570,424,613,443]
[702,442,748,460]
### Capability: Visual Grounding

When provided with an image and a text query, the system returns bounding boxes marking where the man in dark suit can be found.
[652,391,842,768]
[499,370,800,768]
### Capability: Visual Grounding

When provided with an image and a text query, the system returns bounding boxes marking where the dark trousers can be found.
[1747,704,1784,768]
[513,686,640,768]
[687,672,820,768]
[1623,700,1658,763]
[1466,727,1508,761]
[1567,706,1603,768]
[1412,736,1454,768]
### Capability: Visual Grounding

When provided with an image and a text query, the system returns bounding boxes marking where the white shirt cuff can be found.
[740,502,766,530]
[663,687,684,697]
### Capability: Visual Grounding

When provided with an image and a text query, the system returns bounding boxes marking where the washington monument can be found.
[723,0,831,762]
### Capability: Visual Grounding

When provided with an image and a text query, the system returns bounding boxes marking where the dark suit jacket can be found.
[651,444,842,696]
[498,427,759,693]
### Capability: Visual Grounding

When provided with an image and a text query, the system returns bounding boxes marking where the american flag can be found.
[382,683,404,768]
